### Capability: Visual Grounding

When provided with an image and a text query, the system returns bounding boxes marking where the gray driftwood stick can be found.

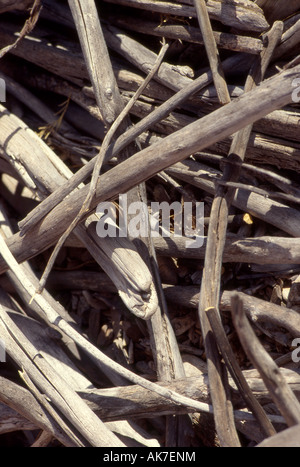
[110,14,264,54]
[0,376,77,444]
[162,286,300,338]
[256,424,300,448]
[166,159,300,238]
[68,0,123,126]
[2,64,300,273]
[256,0,300,23]
[0,371,293,430]
[0,318,85,446]
[68,1,192,444]
[193,0,230,105]
[153,236,300,265]
[231,295,300,427]
[0,308,124,447]
[102,0,269,32]
[197,22,283,447]
[205,307,276,438]
[0,402,37,435]
[273,18,300,61]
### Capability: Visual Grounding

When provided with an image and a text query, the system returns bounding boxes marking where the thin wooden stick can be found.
[0,0,33,13]
[68,0,122,126]
[0,375,78,446]
[0,0,42,59]
[216,180,300,205]
[193,0,231,105]
[110,13,264,55]
[197,21,283,447]
[102,0,269,32]
[162,286,300,339]
[36,40,169,294]
[153,235,300,265]
[231,295,300,427]
[206,307,276,438]
[166,159,300,238]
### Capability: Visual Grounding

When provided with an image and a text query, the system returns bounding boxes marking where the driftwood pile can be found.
[1,0,300,448]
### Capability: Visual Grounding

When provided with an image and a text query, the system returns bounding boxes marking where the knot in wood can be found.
[105,88,113,100]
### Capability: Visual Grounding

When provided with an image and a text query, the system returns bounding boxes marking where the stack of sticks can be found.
[0,0,300,448]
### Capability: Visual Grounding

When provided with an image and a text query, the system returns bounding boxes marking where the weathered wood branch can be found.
[0,0,33,13]
[231,295,300,427]
[0,65,299,274]
[109,14,264,55]
[256,0,300,23]
[162,286,300,338]
[102,0,269,32]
